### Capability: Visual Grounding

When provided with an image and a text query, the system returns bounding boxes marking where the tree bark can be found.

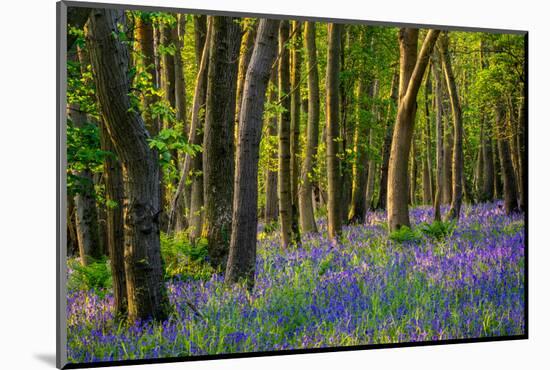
[298,21,319,233]
[517,94,526,209]
[167,17,211,233]
[225,19,280,287]
[265,70,279,224]
[86,8,168,322]
[496,105,520,214]
[278,20,293,247]
[365,80,379,211]
[387,28,440,231]
[67,101,101,265]
[348,77,370,223]
[99,119,127,315]
[377,71,399,210]
[326,23,343,241]
[439,33,463,221]
[290,21,302,244]
[203,16,242,268]
[235,21,258,128]
[422,70,433,205]
[431,53,444,221]
[188,15,208,243]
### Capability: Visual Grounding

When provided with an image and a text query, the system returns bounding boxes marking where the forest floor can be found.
[66,202,525,363]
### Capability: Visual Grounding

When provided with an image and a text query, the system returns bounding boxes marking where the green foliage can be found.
[418,220,456,240]
[160,232,215,280]
[263,220,279,234]
[318,254,333,276]
[68,257,112,296]
[389,226,422,244]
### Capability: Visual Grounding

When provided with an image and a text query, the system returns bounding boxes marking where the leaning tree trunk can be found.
[203,16,242,268]
[86,8,168,322]
[422,71,433,205]
[326,23,343,241]
[298,21,319,233]
[290,20,302,244]
[278,20,294,248]
[387,29,440,232]
[225,19,280,288]
[99,120,127,316]
[496,105,520,214]
[431,53,444,221]
[439,33,463,221]
[377,71,399,210]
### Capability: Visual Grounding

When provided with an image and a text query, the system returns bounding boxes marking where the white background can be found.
[0,0,547,369]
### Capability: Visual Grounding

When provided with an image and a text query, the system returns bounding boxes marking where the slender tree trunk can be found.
[326,23,343,241]
[387,29,440,231]
[203,16,242,268]
[160,22,176,124]
[481,116,495,202]
[474,118,485,200]
[493,138,503,199]
[174,14,187,131]
[86,8,168,322]
[365,80,379,211]
[265,70,279,224]
[167,17,211,233]
[235,21,258,128]
[290,20,302,244]
[99,120,127,315]
[340,28,354,222]
[439,33,463,221]
[409,138,417,205]
[377,72,399,210]
[496,105,520,214]
[188,16,208,243]
[442,114,453,204]
[298,21,319,233]
[278,20,293,247]
[422,71,433,205]
[67,102,101,265]
[432,54,444,221]
[348,78,370,223]
[225,19,280,287]
[134,14,160,136]
[517,94,526,210]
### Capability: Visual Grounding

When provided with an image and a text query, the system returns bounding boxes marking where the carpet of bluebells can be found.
[66,202,525,363]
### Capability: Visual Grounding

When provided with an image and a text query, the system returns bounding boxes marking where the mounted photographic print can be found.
[56,1,527,368]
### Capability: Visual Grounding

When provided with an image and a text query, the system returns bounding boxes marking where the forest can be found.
[64,6,525,363]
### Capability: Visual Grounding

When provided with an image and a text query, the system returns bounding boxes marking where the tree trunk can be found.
[99,119,127,315]
[174,14,187,131]
[517,94,526,210]
[422,71,433,205]
[439,33,463,221]
[278,20,293,247]
[86,8,168,322]
[188,16,208,243]
[235,21,258,128]
[348,77,370,223]
[442,114,453,204]
[290,20,302,244]
[496,105,520,214]
[298,21,319,233]
[409,138,417,205]
[326,23,343,241]
[387,29,440,231]
[474,118,485,200]
[225,19,280,287]
[203,16,242,268]
[67,103,101,265]
[167,17,211,233]
[265,71,279,224]
[377,71,399,210]
[481,117,495,202]
[134,14,160,136]
[493,138,503,199]
[365,80,379,211]
[431,53,444,221]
